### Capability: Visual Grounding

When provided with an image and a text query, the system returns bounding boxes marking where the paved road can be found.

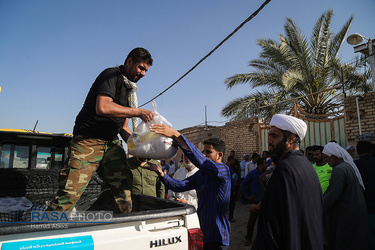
[228,201,255,249]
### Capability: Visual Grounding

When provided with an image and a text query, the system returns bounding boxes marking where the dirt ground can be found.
[228,200,254,249]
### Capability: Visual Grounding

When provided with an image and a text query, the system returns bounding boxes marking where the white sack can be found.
[127,101,178,159]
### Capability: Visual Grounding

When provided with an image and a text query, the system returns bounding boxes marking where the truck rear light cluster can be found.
[188,228,204,250]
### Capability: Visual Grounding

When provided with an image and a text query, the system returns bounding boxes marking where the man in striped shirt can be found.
[145,124,231,249]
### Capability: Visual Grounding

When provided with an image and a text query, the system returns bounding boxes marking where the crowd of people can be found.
[232,131,375,249]
[48,47,375,249]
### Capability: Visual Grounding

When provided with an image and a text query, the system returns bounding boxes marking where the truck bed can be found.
[0,168,196,235]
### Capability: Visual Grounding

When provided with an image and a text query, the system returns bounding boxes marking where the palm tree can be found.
[221,9,371,121]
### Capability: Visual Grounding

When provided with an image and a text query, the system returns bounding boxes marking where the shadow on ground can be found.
[228,201,255,249]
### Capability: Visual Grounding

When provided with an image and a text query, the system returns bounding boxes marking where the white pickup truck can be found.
[0,129,203,249]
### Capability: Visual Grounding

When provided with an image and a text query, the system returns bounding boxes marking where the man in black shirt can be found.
[52,48,154,213]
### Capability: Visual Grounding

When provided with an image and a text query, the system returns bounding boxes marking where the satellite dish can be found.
[347,33,364,45]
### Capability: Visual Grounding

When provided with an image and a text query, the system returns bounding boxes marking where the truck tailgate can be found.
[0,216,191,249]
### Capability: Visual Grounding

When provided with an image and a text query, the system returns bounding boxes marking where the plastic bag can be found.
[127,101,178,159]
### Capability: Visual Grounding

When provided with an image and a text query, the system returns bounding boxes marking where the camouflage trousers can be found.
[55,135,132,213]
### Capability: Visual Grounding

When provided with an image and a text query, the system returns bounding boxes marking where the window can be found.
[0,144,11,168]
[36,147,52,169]
[1,144,30,168]
[53,148,64,169]
[0,142,65,169]
[36,146,64,169]
[13,145,30,168]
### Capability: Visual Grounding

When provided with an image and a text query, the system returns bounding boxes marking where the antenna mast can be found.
[33,120,38,133]
[205,105,208,130]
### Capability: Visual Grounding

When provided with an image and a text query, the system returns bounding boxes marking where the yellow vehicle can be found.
[0,129,72,169]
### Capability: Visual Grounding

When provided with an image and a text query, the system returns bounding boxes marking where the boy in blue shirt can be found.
[145,124,231,249]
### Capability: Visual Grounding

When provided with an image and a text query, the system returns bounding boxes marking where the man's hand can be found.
[150,124,190,150]
[150,124,180,138]
[138,109,154,123]
[143,161,164,177]
[175,198,188,204]
[250,202,261,212]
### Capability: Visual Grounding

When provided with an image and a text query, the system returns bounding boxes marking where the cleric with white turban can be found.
[322,142,368,249]
[253,113,324,249]
[270,114,307,140]
[323,142,365,189]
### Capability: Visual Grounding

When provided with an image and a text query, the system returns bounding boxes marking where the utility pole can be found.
[205,105,208,130]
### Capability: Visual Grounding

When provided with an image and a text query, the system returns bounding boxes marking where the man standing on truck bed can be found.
[50,48,154,213]
[145,124,231,250]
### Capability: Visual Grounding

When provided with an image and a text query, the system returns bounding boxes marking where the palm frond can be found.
[222,9,371,121]
[329,15,353,58]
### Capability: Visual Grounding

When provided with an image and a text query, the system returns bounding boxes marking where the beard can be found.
[269,140,288,163]
[129,74,142,83]
[315,157,323,165]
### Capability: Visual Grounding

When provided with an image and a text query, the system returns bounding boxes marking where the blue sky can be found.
[0,0,374,134]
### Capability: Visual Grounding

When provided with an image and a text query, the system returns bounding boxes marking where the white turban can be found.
[323,142,365,190]
[270,114,307,140]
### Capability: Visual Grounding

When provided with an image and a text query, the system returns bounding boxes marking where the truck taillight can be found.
[188,228,204,250]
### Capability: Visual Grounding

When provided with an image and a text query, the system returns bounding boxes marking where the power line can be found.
[139,0,272,107]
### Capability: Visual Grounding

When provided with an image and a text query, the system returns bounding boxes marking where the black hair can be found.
[312,145,324,153]
[204,138,225,153]
[357,141,372,155]
[282,130,301,146]
[125,47,153,66]
[256,157,266,166]
[252,153,260,159]
[263,151,269,157]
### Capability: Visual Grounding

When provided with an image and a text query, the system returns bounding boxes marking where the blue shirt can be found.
[161,163,170,173]
[241,168,266,203]
[266,158,272,167]
[161,135,231,246]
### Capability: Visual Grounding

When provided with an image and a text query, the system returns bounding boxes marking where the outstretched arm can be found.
[96,94,154,122]
[150,124,226,178]
[143,161,196,193]
[150,124,189,150]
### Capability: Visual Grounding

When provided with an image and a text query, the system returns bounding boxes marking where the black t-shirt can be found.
[73,66,129,140]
